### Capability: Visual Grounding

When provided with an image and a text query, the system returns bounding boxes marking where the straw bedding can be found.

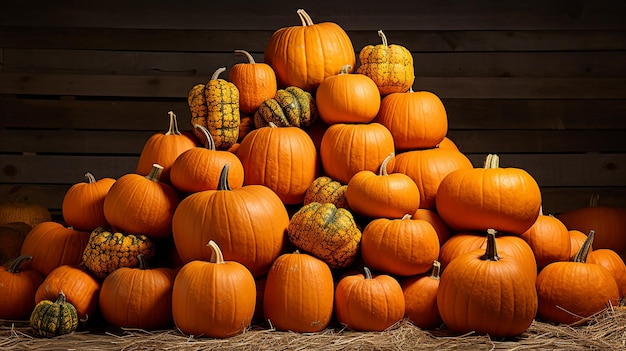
[2,306,626,351]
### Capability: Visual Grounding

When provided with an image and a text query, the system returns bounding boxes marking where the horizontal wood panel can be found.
[5,49,624,78]
[2,1,625,30]
[2,97,625,131]
[2,74,625,99]
[2,27,625,52]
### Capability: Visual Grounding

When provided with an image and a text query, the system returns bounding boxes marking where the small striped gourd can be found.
[30,291,78,338]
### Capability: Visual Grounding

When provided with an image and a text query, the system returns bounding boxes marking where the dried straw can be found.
[2,307,626,351]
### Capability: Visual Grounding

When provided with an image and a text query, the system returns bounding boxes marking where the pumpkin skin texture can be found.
[229,49,278,114]
[288,202,362,269]
[394,147,473,210]
[172,165,289,278]
[0,221,31,267]
[20,221,90,276]
[170,124,244,193]
[346,154,420,219]
[236,124,318,205]
[172,241,256,338]
[316,65,381,124]
[264,8,355,92]
[263,251,334,332]
[62,172,115,231]
[320,122,395,185]
[520,211,571,269]
[30,291,78,338]
[0,197,51,228]
[361,215,440,276]
[253,86,317,128]
[401,261,443,330]
[436,154,542,235]
[437,230,538,338]
[103,164,180,240]
[303,176,349,209]
[0,255,44,320]
[413,208,452,246]
[99,254,176,330]
[375,90,448,150]
[536,231,620,325]
[588,248,626,298]
[35,265,101,321]
[357,30,414,96]
[334,267,405,332]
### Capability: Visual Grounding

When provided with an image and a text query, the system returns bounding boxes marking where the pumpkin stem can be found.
[8,255,32,273]
[401,214,412,220]
[339,64,353,75]
[573,230,595,263]
[589,193,600,207]
[235,49,256,64]
[363,266,373,280]
[217,164,232,191]
[483,154,500,169]
[165,111,183,136]
[480,229,500,261]
[56,291,68,305]
[207,240,225,264]
[211,67,227,81]
[268,122,278,128]
[377,30,388,46]
[378,153,395,176]
[194,124,216,151]
[137,254,150,270]
[297,9,314,26]
[145,164,164,182]
[84,172,97,184]
[429,260,442,280]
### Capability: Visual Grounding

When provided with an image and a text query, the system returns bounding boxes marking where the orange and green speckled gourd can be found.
[202,67,240,150]
[30,291,78,338]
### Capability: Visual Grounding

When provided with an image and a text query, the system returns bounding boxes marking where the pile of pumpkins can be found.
[2,8,626,340]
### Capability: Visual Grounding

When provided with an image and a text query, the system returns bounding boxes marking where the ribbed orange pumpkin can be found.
[172,240,256,338]
[394,147,473,210]
[135,111,197,184]
[263,251,334,332]
[103,164,180,240]
[20,221,90,276]
[0,255,44,320]
[170,124,244,193]
[375,89,448,150]
[520,210,571,269]
[264,8,355,91]
[346,154,420,219]
[236,123,318,205]
[320,122,395,185]
[172,165,289,278]
[588,248,626,298]
[316,64,381,125]
[0,196,51,228]
[413,208,452,246]
[62,172,115,231]
[229,49,278,114]
[401,261,443,330]
[361,214,439,276]
[436,154,542,235]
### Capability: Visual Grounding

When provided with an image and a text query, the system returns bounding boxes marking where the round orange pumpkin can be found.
[401,261,443,330]
[61,172,115,231]
[229,49,278,114]
[0,255,44,320]
[520,210,571,269]
[588,248,626,298]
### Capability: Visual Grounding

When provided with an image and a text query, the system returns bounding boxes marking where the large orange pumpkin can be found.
[61,172,115,231]
[229,49,278,114]
[264,8,355,91]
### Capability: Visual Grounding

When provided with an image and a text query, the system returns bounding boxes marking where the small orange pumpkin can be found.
[520,209,571,269]
[229,49,278,114]
[401,261,443,330]
[0,255,44,320]
[61,172,115,231]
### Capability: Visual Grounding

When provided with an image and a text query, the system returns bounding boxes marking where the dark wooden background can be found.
[1,0,625,218]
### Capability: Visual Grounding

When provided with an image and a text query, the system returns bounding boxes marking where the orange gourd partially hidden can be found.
[0,255,44,320]
[62,172,115,231]
[520,209,571,269]
[229,49,278,114]
[0,196,51,228]
[172,240,256,338]
[402,261,443,330]
[0,222,31,267]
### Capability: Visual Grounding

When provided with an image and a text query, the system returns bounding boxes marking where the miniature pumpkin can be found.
[103,164,180,239]
[61,172,115,231]
[334,267,405,331]
[357,29,414,96]
[0,255,44,320]
[0,196,51,228]
[588,248,626,298]
[82,227,155,279]
[236,123,318,205]
[361,214,439,276]
[287,202,362,269]
[263,251,334,332]
[264,8,355,91]
[99,254,176,330]
[303,176,349,209]
[253,86,317,128]
[198,67,241,150]
[346,153,420,219]
[437,230,538,338]
[401,261,443,330]
[172,165,289,278]
[436,154,542,234]
[320,122,395,185]
[229,49,278,114]
[520,209,571,269]
[170,124,244,193]
[35,265,101,321]
[536,231,620,325]
[0,221,31,267]
[172,240,256,338]
[30,291,78,338]
[20,221,90,276]
[316,64,381,124]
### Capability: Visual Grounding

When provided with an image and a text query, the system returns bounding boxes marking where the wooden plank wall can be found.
[1,0,625,218]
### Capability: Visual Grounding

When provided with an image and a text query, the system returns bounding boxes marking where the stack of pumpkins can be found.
[2,8,626,340]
